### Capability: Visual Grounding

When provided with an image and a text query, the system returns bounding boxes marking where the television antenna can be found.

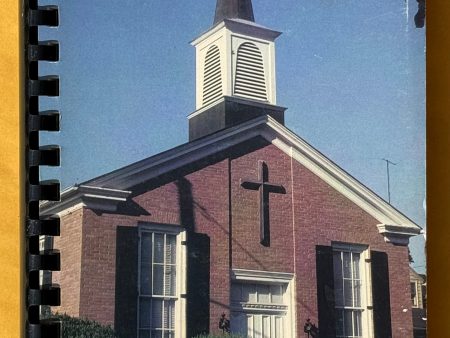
[382,158,397,204]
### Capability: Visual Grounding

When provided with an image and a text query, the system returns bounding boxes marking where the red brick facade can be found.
[52,207,83,317]
[55,140,414,337]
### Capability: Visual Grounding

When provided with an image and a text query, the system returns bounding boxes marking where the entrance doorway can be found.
[230,282,288,338]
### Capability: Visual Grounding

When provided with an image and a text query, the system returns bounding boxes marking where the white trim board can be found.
[40,115,421,239]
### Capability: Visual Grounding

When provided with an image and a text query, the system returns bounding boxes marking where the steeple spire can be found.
[214,0,255,25]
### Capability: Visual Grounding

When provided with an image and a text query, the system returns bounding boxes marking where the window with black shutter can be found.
[317,244,386,338]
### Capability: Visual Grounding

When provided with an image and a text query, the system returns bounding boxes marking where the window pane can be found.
[141,234,153,294]
[343,252,352,278]
[242,284,256,303]
[257,285,270,303]
[411,282,416,298]
[166,235,176,264]
[163,300,175,330]
[343,310,354,337]
[151,331,162,338]
[270,284,283,304]
[154,234,165,264]
[344,279,353,307]
[352,252,360,279]
[141,263,152,295]
[153,264,164,295]
[164,265,176,296]
[152,300,163,329]
[334,276,344,307]
[335,309,344,336]
[139,298,151,329]
[139,330,151,338]
[354,310,362,337]
[354,280,361,307]
[333,251,343,281]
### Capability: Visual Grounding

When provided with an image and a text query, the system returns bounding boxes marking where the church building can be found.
[41,1,421,337]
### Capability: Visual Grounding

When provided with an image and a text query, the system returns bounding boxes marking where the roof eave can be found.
[43,115,422,239]
[40,185,131,216]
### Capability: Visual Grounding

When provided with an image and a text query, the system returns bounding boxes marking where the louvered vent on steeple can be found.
[234,42,267,101]
[203,45,223,106]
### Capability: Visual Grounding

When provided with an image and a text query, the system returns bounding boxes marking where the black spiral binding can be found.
[25,0,61,337]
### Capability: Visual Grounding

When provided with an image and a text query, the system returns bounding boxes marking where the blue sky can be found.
[39,0,426,272]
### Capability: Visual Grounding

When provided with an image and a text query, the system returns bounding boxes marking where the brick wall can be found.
[76,159,230,331]
[54,139,414,337]
[52,206,83,317]
[290,147,413,337]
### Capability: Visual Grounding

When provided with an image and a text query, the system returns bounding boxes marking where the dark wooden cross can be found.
[240,160,286,247]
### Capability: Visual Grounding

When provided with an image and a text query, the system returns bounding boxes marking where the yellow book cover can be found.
[1,0,450,337]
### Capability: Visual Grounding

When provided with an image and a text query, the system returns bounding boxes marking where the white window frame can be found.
[231,269,296,337]
[411,281,419,308]
[137,224,187,338]
[332,243,374,338]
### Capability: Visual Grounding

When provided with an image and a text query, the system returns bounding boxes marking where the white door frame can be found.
[230,269,296,337]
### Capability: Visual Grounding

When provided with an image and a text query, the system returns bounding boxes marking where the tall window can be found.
[333,248,365,338]
[139,232,177,338]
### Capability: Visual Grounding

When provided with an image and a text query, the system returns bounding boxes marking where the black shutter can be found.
[186,232,210,337]
[316,245,336,338]
[114,226,139,338]
[371,251,393,338]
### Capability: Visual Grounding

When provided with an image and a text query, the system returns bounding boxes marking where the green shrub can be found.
[46,313,117,338]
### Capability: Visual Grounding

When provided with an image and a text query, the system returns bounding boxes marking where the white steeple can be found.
[191,5,281,111]
[188,0,285,142]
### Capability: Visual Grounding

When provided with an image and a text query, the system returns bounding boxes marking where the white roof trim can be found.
[41,116,421,237]
[40,185,131,216]
[262,119,420,231]
[191,19,281,46]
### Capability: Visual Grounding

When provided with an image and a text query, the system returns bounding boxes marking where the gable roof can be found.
[41,115,421,241]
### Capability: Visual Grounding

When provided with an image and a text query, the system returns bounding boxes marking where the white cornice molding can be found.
[191,21,226,46]
[191,19,281,46]
[262,118,421,231]
[232,268,294,283]
[377,224,420,245]
[85,116,269,189]
[50,115,421,237]
[40,185,131,216]
[223,18,282,40]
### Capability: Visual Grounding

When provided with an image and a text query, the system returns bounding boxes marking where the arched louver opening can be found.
[203,45,223,106]
[234,42,267,101]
